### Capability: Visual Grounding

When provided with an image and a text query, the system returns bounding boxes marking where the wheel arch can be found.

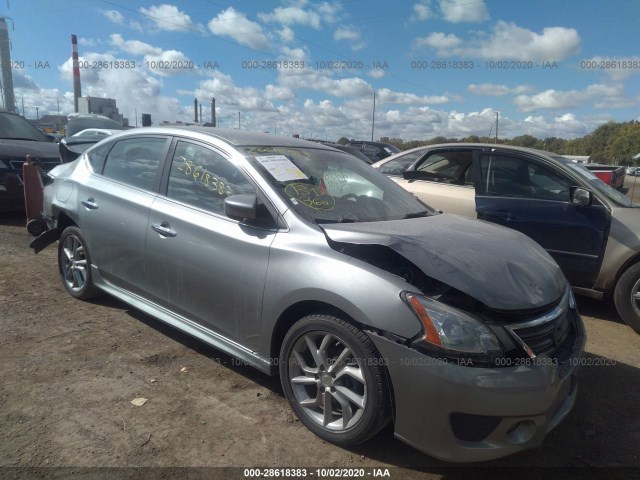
[268,300,397,421]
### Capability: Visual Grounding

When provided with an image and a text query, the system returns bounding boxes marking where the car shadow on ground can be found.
[576,295,627,326]
[92,296,639,472]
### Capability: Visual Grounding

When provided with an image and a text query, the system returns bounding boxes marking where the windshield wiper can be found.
[314,217,358,224]
[402,211,431,219]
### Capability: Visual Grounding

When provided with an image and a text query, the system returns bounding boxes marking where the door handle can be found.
[81,198,98,210]
[151,222,177,238]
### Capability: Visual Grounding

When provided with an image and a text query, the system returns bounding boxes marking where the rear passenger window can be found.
[101,137,168,191]
[86,141,113,174]
[167,141,256,215]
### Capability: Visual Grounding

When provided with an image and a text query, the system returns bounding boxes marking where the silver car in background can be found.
[33,127,585,462]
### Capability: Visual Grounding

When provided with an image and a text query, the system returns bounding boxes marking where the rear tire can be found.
[279,314,390,446]
[613,263,640,334]
[58,226,100,300]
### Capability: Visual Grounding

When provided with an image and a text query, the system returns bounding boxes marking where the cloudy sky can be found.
[4,0,640,140]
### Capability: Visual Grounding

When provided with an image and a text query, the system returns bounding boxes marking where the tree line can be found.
[339,120,640,165]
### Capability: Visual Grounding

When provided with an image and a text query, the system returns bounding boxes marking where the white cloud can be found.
[468,83,534,96]
[514,83,631,112]
[194,71,280,112]
[278,26,295,43]
[420,21,580,61]
[414,32,462,49]
[438,0,488,23]
[334,26,366,51]
[78,37,99,47]
[139,4,195,32]
[110,34,161,56]
[377,88,451,105]
[258,2,342,28]
[412,1,433,21]
[258,6,321,29]
[208,7,270,50]
[368,69,386,79]
[102,9,124,24]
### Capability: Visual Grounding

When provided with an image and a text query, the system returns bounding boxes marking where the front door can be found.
[474,150,611,287]
[145,139,276,348]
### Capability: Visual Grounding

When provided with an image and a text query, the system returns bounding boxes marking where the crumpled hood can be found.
[321,213,566,311]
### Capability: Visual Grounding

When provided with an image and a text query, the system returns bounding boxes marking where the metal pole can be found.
[495,111,498,142]
[371,91,376,141]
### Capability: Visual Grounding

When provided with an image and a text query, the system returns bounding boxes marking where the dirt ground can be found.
[1,190,639,478]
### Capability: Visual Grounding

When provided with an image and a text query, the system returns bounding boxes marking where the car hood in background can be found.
[321,214,566,311]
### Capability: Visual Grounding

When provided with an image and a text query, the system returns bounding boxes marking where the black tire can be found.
[58,226,100,300]
[613,263,640,334]
[279,314,390,446]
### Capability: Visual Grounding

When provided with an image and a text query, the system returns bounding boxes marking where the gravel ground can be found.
[1,206,639,479]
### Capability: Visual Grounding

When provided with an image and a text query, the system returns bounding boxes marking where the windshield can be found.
[556,157,634,207]
[242,146,435,223]
[0,112,50,141]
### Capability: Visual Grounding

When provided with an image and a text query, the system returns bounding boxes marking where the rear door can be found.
[78,135,170,294]
[145,139,277,347]
[474,149,611,287]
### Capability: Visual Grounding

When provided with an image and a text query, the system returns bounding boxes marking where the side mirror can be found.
[570,186,592,207]
[224,194,257,220]
[403,170,428,181]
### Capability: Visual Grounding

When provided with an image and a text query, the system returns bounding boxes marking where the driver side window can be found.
[480,155,571,201]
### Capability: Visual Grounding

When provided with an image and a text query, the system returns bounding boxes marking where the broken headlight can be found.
[403,292,503,363]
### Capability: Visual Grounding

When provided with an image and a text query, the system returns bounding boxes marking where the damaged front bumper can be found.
[370,310,585,463]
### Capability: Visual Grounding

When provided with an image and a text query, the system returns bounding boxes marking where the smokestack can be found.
[0,18,16,112]
[211,97,216,127]
[71,35,82,113]
[194,98,198,123]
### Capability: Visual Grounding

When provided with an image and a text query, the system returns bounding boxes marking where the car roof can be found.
[109,126,338,150]
[376,142,566,165]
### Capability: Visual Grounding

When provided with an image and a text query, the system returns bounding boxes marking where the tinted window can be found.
[378,150,425,175]
[167,141,255,215]
[480,155,571,201]
[102,137,168,191]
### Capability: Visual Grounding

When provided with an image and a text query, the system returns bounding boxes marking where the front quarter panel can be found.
[258,219,423,360]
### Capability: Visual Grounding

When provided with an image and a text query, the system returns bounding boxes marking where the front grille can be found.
[505,289,572,357]
[450,412,501,442]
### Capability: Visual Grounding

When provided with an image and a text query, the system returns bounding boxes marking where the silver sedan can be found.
[33,127,585,462]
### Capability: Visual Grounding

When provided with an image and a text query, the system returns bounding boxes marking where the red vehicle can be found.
[585,164,626,190]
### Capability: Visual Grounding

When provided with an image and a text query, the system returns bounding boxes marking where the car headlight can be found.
[403,292,503,361]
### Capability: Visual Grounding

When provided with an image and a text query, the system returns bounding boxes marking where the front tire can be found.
[279,314,390,446]
[613,263,640,334]
[58,226,100,300]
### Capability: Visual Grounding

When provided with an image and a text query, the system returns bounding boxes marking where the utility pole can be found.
[495,111,499,143]
[135,108,138,127]
[371,91,376,141]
